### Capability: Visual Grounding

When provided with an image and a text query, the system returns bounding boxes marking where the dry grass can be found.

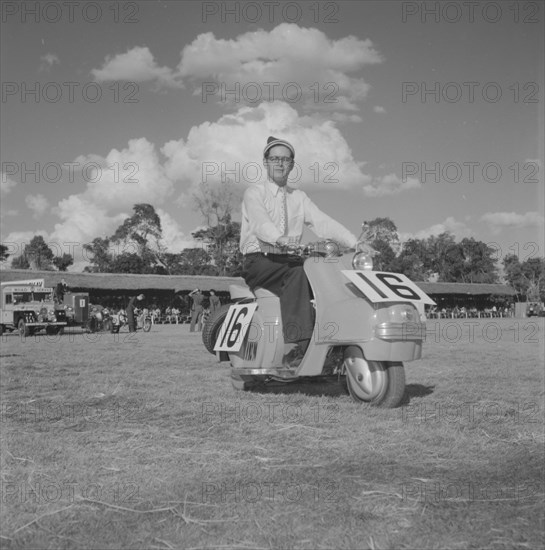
[1,319,543,549]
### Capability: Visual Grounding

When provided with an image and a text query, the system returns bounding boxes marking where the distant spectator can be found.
[209,289,221,315]
[171,307,180,324]
[127,294,144,332]
[55,278,68,303]
[189,289,204,332]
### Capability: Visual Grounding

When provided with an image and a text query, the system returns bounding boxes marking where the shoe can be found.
[282,345,305,368]
[322,349,343,375]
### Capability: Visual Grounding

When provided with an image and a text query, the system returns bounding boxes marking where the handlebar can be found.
[277,240,354,258]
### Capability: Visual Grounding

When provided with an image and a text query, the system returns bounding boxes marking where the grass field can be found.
[1,318,544,549]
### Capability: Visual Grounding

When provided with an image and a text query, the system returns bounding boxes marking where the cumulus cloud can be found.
[162,101,370,194]
[362,173,421,197]
[179,24,382,112]
[47,138,175,246]
[39,53,60,71]
[1,172,17,195]
[92,46,182,88]
[156,208,196,253]
[373,106,386,113]
[399,217,472,242]
[25,194,50,218]
[481,211,544,234]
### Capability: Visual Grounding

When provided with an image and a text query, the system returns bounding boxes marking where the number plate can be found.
[342,271,436,305]
[214,303,258,352]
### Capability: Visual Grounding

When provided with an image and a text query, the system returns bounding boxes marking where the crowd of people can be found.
[426,304,514,319]
[89,289,223,333]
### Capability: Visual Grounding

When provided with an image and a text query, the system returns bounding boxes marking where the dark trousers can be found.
[190,307,203,332]
[242,254,314,343]
[127,309,136,332]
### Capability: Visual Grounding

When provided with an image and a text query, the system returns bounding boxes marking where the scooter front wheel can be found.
[344,346,405,408]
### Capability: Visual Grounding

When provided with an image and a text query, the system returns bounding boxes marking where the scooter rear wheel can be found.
[202,304,231,354]
[344,346,405,408]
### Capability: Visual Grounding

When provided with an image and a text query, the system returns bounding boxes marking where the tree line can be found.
[1,194,543,302]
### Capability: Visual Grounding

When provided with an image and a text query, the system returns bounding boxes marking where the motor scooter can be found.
[202,236,435,408]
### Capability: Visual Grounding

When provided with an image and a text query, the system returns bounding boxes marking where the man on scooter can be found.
[240,136,358,365]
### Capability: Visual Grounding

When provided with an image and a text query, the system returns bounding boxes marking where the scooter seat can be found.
[254,287,278,299]
[229,284,254,300]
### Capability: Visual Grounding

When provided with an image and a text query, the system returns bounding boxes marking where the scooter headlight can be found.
[352,250,373,270]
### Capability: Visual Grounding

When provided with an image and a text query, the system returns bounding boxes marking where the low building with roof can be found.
[0,269,518,314]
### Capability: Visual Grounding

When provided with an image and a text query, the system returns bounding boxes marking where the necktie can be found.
[280,186,288,236]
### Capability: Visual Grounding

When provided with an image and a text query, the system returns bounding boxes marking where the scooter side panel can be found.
[229,296,284,370]
[302,254,423,368]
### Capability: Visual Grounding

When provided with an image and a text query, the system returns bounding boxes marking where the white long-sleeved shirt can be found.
[240,179,358,255]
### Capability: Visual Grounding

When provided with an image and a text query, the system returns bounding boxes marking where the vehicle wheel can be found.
[202,304,231,354]
[18,319,30,337]
[143,317,152,332]
[230,373,267,391]
[0,325,3,336]
[343,346,405,408]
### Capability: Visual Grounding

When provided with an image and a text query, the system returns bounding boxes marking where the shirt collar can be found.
[264,178,291,196]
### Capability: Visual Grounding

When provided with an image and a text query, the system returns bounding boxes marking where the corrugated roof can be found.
[416,281,516,296]
[0,269,516,296]
[0,269,245,293]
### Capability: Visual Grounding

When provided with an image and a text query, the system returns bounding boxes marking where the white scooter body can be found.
[212,248,435,406]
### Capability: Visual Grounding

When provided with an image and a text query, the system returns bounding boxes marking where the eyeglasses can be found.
[267,156,293,164]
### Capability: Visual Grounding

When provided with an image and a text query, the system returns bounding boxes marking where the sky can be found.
[1,0,544,272]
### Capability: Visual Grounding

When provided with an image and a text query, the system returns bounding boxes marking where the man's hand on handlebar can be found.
[276,236,299,252]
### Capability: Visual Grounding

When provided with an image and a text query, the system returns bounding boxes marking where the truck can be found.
[0,279,68,337]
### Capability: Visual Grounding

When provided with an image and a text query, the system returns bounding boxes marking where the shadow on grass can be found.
[245,379,436,404]
[247,376,348,398]
[400,383,436,405]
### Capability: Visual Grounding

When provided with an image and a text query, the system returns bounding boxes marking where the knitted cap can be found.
[263,136,295,158]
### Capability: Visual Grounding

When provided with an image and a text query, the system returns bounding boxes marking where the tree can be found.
[455,238,498,283]
[361,217,401,273]
[11,254,30,269]
[83,238,114,272]
[111,203,168,272]
[192,181,243,276]
[503,254,545,301]
[178,248,217,275]
[0,244,9,262]
[110,252,147,274]
[53,253,74,272]
[392,239,428,280]
[16,236,54,270]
